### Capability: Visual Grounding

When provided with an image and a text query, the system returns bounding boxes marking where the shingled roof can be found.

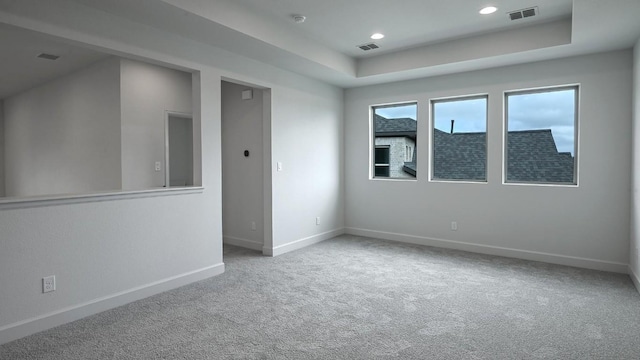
[433,129,486,180]
[506,130,574,183]
[375,114,417,138]
[374,115,574,183]
[434,129,574,182]
[433,129,574,182]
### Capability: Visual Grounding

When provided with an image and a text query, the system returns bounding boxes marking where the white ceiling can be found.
[0,23,108,99]
[224,0,574,58]
[1,0,640,94]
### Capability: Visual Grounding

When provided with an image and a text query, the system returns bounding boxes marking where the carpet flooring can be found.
[1,235,639,359]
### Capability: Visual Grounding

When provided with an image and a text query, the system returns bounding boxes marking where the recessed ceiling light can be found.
[370,33,385,40]
[479,6,498,15]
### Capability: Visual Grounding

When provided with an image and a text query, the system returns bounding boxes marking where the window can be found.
[374,146,390,177]
[505,86,578,185]
[431,96,488,181]
[372,103,418,179]
[405,145,413,161]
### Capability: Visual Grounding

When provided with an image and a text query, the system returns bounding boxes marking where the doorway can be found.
[221,80,272,253]
[165,112,193,187]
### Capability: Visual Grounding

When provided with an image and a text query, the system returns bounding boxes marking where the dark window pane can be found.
[375,166,390,177]
[375,147,389,164]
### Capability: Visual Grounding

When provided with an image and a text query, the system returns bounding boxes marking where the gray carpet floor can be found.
[1,235,640,359]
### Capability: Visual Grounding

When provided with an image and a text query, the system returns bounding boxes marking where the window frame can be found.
[370,101,418,180]
[429,94,489,183]
[374,145,391,177]
[503,84,579,186]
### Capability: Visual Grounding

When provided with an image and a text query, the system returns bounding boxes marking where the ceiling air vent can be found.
[36,53,60,60]
[508,7,538,21]
[358,43,379,51]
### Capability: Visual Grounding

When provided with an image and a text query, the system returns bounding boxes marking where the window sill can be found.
[430,179,488,185]
[502,182,578,188]
[370,177,417,182]
[0,187,205,210]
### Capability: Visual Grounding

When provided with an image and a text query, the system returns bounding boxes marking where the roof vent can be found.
[358,43,379,51]
[508,7,538,21]
[37,53,60,60]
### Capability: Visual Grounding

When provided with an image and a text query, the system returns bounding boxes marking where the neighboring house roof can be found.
[433,129,486,180]
[506,129,574,183]
[434,128,574,182]
[375,115,574,182]
[375,114,417,138]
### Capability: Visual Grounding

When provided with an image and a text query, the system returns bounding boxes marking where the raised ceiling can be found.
[68,0,640,86]
[222,0,574,58]
[1,0,640,93]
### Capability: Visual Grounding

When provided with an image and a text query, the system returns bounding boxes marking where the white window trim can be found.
[502,84,580,186]
[429,94,489,183]
[370,101,418,181]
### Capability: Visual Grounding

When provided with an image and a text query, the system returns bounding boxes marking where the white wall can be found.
[631,38,640,289]
[345,50,633,272]
[269,83,344,255]
[0,100,4,197]
[120,58,192,190]
[3,57,122,197]
[222,81,264,250]
[0,0,344,344]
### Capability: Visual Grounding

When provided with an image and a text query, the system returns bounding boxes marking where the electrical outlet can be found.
[43,275,56,293]
[251,221,256,231]
[450,221,458,231]
[155,161,162,172]
[316,217,320,225]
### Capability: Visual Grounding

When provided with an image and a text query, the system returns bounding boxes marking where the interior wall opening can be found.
[221,79,272,254]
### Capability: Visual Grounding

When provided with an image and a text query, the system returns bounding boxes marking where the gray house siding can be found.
[374,137,415,178]
[374,115,417,178]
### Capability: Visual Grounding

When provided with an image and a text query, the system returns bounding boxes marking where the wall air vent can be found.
[37,53,60,60]
[358,43,380,51]
[508,7,538,21]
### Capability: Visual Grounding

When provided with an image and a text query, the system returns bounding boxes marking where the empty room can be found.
[1,0,640,359]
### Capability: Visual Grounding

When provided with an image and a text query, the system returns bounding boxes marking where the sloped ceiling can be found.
[0,23,108,99]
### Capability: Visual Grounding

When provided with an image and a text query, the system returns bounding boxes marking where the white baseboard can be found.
[630,266,640,294]
[264,228,345,257]
[345,227,629,273]
[0,263,225,346]
[223,236,263,251]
